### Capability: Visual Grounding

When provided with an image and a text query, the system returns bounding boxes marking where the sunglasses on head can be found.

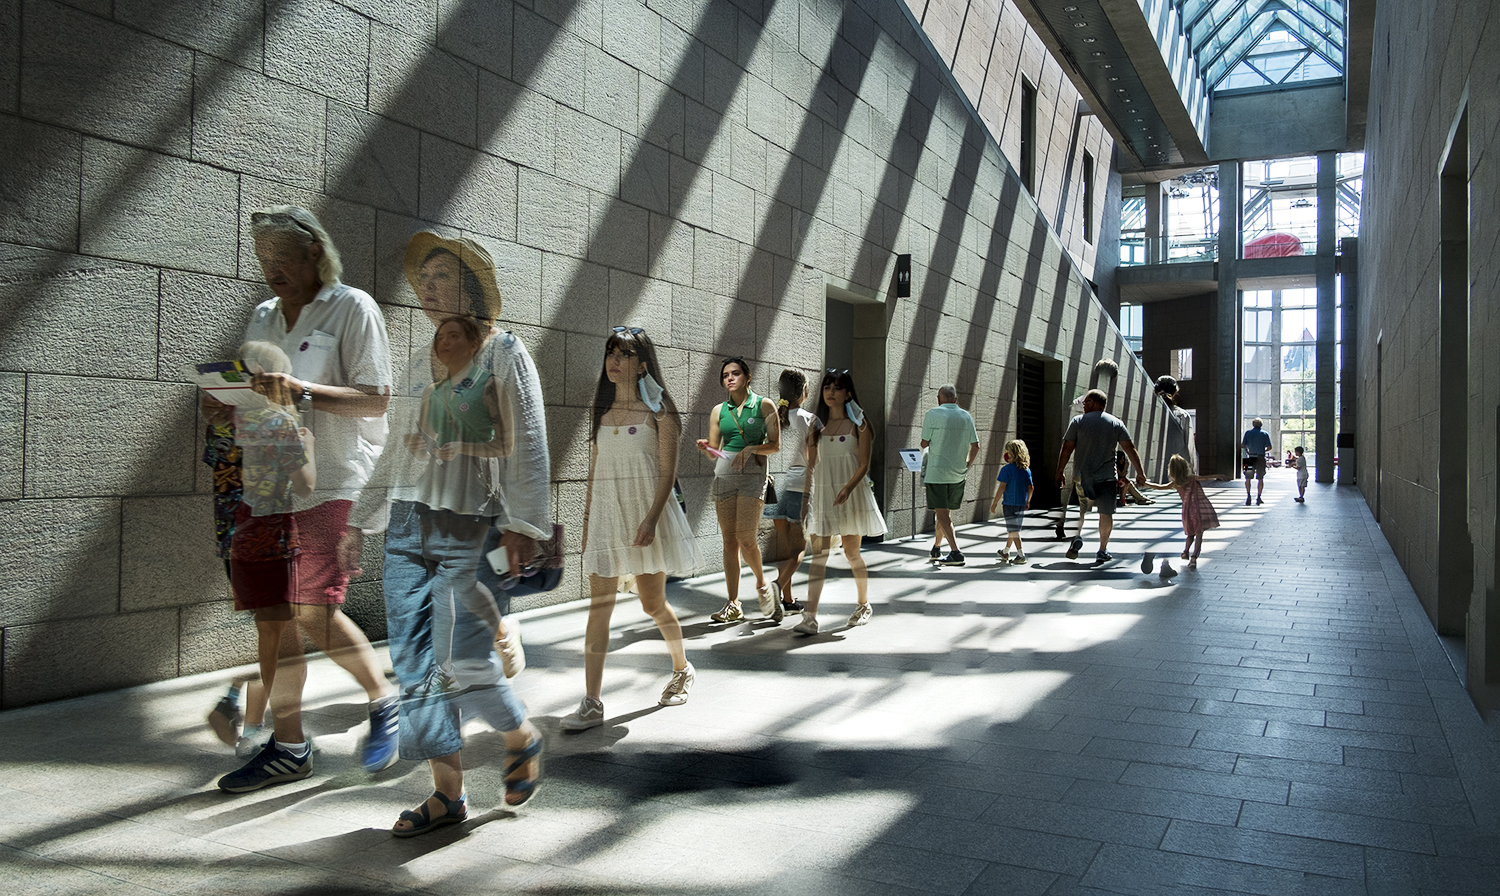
[251,211,319,241]
[824,368,850,377]
[612,326,645,336]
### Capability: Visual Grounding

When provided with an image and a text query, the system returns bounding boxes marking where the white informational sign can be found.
[898,448,924,473]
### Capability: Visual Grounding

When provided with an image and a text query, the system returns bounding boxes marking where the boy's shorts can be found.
[1002,506,1025,533]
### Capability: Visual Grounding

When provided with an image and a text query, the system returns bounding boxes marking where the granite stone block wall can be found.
[1358,0,1500,715]
[0,0,1156,707]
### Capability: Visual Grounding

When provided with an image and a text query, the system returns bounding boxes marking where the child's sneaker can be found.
[998,548,1010,564]
[207,696,242,748]
[1011,553,1027,565]
[847,603,873,627]
[1066,537,1084,559]
[792,611,819,635]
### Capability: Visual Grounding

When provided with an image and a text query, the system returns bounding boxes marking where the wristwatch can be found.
[296,384,314,414]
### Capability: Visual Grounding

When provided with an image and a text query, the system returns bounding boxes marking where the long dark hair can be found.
[590,327,679,442]
[812,368,865,444]
[423,247,489,320]
[775,368,806,425]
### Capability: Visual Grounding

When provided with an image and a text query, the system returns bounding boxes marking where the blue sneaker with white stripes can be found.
[217,738,312,793]
[362,697,400,773]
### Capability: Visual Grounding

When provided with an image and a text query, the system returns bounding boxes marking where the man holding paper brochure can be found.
[204,206,398,794]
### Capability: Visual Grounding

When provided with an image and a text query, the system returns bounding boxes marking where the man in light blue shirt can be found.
[1241,418,1274,506]
[920,385,980,566]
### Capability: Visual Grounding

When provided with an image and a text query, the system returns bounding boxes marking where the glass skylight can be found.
[1171,0,1344,92]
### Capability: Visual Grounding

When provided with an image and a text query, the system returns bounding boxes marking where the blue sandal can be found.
[391,790,467,838]
[503,734,543,806]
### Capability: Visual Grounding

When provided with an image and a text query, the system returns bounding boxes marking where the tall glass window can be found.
[1241,286,1341,462]
[1242,157,1318,257]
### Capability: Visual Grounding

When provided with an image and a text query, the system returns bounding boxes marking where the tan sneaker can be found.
[791,611,819,635]
[757,582,779,617]
[848,603,873,627]
[710,601,744,623]
[561,696,604,731]
[496,618,525,679]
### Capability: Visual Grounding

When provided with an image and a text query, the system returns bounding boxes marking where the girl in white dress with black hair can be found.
[562,327,702,731]
[794,369,887,634]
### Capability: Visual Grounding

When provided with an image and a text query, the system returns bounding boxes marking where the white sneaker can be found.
[791,611,819,635]
[848,603,873,627]
[659,663,695,706]
[235,724,268,759]
[561,696,604,731]
[757,582,779,617]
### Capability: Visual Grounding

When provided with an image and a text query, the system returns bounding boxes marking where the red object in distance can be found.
[1244,233,1303,258]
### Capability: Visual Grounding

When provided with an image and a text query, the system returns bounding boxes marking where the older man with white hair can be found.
[205,205,398,794]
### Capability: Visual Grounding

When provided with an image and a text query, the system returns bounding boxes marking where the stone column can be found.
[1214,161,1241,477]
[1315,152,1338,483]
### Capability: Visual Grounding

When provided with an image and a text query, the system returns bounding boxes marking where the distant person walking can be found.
[920,385,979,567]
[1242,418,1273,505]
[1054,389,1147,564]
[1293,445,1309,502]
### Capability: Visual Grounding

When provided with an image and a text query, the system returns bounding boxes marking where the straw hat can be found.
[403,232,503,323]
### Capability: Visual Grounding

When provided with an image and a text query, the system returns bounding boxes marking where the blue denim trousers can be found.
[384,501,527,761]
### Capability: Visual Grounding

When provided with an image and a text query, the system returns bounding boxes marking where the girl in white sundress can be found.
[762,369,820,616]
[561,327,703,731]
[793,369,887,634]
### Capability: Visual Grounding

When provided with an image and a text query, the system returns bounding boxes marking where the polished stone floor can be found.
[5,474,1499,895]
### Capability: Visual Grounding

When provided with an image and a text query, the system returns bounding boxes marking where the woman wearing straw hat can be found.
[342,232,550,835]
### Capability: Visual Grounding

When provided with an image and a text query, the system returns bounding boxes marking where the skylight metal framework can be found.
[1170,0,1345,92]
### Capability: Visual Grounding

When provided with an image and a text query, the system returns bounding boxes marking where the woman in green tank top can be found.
[694,356,782,623]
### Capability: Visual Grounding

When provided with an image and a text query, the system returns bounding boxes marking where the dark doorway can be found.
[1017,353,1063,508]
[1437,108,1471,637]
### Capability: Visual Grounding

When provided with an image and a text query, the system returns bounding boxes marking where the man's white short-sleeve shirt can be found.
[242,281,392,510]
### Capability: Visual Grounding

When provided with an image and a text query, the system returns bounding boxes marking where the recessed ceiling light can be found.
[1102,64,1112,68]
[1082,36,1097,42]
[1064,5,1079,10]
[1074,22,1089,27]
[1091,50,1104,55]
[1135,118,1144,122]
[1109,76,1119,81]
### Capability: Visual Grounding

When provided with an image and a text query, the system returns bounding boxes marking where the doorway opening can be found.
[824,288,887,527]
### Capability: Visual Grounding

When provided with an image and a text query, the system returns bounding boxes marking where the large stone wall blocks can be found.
[0,0,17,113]
[3,608,179,706]
[488,239,542,327]
[0,373,20,499]
[587,192,650,274]
[25,376,196,498]
[668,154,714,230]
[264,0,368,106]
[638,78,687,159]
[0,498,119,627]
[620,140,672,217]
[609,268,672,336]
[0,246,160,375]
[121,495,225,611]
[21,0,193,155]
[178,600,256,676]
[480,76,557,175]
[0,115,81,250]
[325,102,421,216]
[555,105,623,195]
[648,212,695,286]
[342,0,436,36]
[657,20,703,105]
[541,252,610,341]
[157,271,263,381]
[518,169,591,259]
[583,44,641,135]
[114,0,262,61]
[370,24,477,147]
[603,0,661,79]
[512,8,585,112]
[701,45,744,120]
[192,61,326,190]
[418,135,519,241]
[80,140,238,276]
[438,0,511,76]
[692,229,741,297]
[711,171,755,246]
